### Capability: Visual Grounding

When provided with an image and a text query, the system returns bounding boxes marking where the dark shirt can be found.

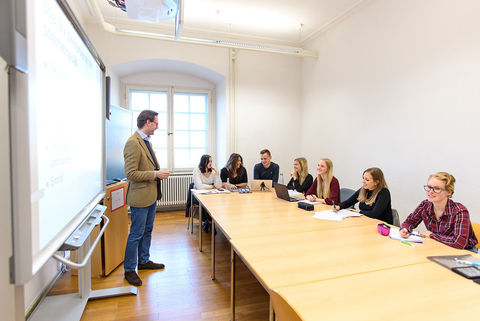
[304,176,340,205]
[220,167,248,185]
[253,162,279,183]
[287,174,313,193]
[401,199,478,249]
[339,187,393,224]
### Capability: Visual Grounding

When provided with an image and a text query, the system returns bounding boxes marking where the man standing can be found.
[253,149,280,183]
[123,110,170,286]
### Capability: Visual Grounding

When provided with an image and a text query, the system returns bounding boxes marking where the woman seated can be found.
[192,154,222,233]
[286,157,313,193]
[400,172,478,250]
[220,153,248,189]
[335,167,393,224]
[193,154,222,190]
[305,158,340,205]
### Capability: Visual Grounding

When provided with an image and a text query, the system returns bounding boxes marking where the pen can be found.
[401,240,414,247]
[410,232,425,238]
[455,258,480,267]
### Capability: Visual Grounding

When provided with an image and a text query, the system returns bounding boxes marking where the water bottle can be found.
[226,177,231,190]
[279,173,284,185]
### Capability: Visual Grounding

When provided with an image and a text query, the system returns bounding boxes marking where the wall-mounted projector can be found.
[126,0,178,22]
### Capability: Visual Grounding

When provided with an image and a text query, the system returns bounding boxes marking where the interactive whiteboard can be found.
[9,0,106,284]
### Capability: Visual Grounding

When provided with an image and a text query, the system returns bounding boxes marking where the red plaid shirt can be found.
[402,199,478,249]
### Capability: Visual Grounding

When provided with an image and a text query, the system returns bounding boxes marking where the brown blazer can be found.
[124,131,162,208]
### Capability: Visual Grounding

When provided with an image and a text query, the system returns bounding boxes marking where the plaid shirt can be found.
[402,199,478,249]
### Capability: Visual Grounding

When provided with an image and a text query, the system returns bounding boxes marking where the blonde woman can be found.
[287,158,313,193]
[400,172,478,250]
[335,167,392,224]
[305,158,340,205]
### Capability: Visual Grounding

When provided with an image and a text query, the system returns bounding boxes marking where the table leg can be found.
[211,219,216,280]
[199,205,203,252]
[269,299,274,321]
[230,247,236,321]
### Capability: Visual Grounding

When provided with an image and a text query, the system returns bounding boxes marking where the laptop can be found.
[274,183,303,202]
[251,179,273,192]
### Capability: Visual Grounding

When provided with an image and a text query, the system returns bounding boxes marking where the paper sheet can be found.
[288,190,303,197]
[312,209,362,221]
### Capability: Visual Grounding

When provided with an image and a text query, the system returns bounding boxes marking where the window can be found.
[129,88,211,171]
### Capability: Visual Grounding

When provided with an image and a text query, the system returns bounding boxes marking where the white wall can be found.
[301,0,480,222]
[85,26,302,174]
[235,50,302,182]
[119,71,216,108]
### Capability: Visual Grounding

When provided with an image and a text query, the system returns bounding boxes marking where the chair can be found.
[340,187,356,208]
[270,289,302,321]
[391,208,400,227]
[186,182,199,232]
[471,222,480,249]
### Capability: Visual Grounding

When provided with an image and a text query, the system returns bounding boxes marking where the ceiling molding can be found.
[301,0,373,45]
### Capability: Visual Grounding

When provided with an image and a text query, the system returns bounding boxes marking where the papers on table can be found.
[192,189,231,195]
[389,228,423,243]
[288,190,303,197]
[312,209,362,221]
[301,200,323,205]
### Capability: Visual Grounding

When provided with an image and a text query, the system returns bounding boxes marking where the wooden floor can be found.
[49,211,269,321]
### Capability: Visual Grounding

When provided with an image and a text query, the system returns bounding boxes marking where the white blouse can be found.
[193,167,222,190]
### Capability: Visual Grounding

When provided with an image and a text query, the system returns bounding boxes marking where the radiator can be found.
[158,174,192,206]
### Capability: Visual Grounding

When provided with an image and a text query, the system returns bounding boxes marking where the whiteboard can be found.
[10,0,106,284]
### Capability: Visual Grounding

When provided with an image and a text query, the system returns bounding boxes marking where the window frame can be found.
[127,85,215,173]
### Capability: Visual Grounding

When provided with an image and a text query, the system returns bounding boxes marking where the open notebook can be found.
[389,227,423,243]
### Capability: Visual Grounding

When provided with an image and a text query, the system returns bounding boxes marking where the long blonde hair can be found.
[295,157,309,185]
[358,167,388,206]
[317,158,333,199]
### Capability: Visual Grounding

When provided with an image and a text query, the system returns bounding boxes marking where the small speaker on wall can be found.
[106,75,111,119]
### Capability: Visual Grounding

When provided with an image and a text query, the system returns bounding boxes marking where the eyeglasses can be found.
[423,185,445,193]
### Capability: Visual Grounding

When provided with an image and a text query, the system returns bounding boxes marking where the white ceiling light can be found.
[126,0,178,22]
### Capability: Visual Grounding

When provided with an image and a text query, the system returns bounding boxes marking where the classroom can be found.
[1,0,480,320]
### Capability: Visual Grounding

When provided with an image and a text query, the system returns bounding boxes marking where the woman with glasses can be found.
[400,172,478,250]
[334,167,393,224]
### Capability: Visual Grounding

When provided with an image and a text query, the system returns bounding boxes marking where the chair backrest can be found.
[340,188,356,203]
[391,208,400,227]
[471,222,480,249]
[270,290,302,321]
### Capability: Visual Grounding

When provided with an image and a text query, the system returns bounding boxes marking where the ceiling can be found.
[75,0,369,52]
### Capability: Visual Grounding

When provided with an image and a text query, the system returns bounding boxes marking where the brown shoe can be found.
[125,271,142,286]
[138,260,165,270]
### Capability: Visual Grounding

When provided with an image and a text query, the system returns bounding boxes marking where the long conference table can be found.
[193,189,480,320]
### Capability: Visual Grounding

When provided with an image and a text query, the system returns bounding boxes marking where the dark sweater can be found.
[253,162,279,183]
[339,187,393,224]
[220,167,248,185]
[286,174,313,193]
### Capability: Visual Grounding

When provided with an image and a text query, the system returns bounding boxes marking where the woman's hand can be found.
[290,171,297,180]
[212,166,219,175]
[419,231,432,238]
[399,228,410,238]
[306,195,316,202]
[332,205,340,212]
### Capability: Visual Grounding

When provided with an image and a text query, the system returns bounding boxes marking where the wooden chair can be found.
[270,289,302,321]
[471,222,480,249]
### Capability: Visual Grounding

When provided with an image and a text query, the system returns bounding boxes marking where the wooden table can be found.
[273,262,480,320]
[193,190,478,321]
